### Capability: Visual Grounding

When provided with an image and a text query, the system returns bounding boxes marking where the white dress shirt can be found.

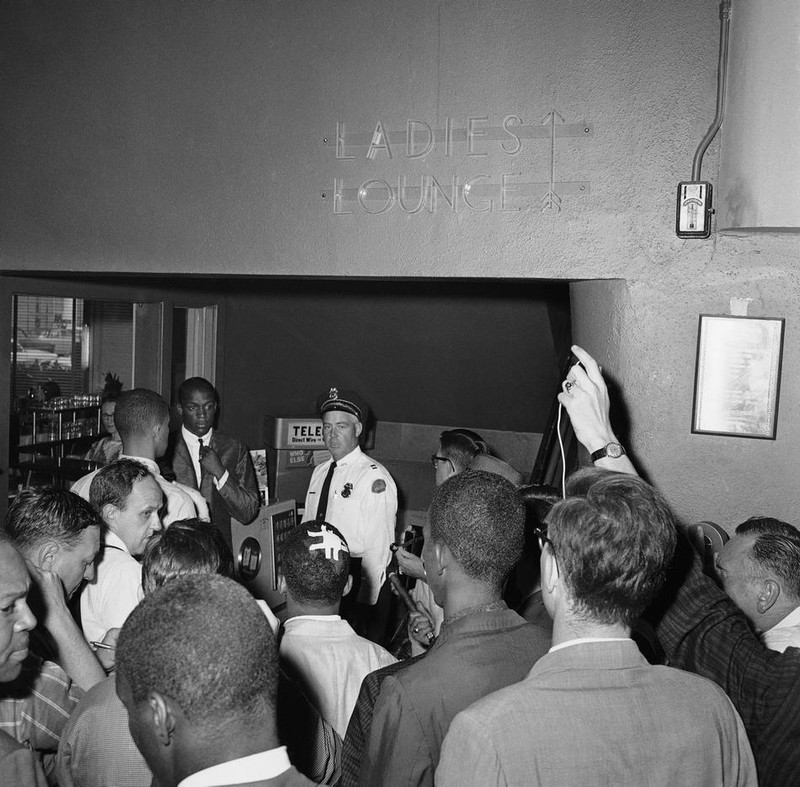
[181,426,229,490]
[762,605,800,652]
[178,747,291,786]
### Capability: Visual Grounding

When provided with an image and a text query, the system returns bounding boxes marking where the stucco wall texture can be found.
[3,0,800,527]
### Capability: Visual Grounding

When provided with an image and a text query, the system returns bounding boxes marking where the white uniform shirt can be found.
[303,446,397,605]
[280,615,397,737]
[80,530,142,642]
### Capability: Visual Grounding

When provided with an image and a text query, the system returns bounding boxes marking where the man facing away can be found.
[72,388,208,525]
[169,376,260,547]
[437,473,756,786]
[345,469,550,787]
[115,573,315,787]
[714,516,800,652]
[279,521,397,738]
[80,459,164,643]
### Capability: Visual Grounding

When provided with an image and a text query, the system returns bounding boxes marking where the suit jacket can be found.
[657,546,800,787]
[170,430,260,545]
[358,605,550,787]
[437,639,757,787]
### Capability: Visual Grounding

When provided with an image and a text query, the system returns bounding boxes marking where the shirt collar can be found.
[103,529,131,556]
[767,604,800,633]
[549,636,631,653]
[119,454,160,476]
[182,426,213,447]
[285,614,342,623]
[334,445,361,466]
[178,747,291,787]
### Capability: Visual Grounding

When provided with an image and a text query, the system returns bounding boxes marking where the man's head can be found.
[432,429,488,486]
[100,394,121,442]
[90,459,164,556]
[141,518,234,597]
[5,488,101,599]
[715,518,800,631]
[542,474,677,628]
[176,378,218,439]
[317,388,368,462]
[424,470,524,607]
[116,574,278,787]
[114,389,171,459]
[281,522,351,612]
[0,534,36,682]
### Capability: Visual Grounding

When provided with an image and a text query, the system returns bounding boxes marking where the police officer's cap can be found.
[317,387,370,423]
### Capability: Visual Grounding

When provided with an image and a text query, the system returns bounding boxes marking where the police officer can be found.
[303,388,397,640]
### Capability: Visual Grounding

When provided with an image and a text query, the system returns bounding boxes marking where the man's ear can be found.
[342,574,354,597]
[277,575,287,595]
[433,542,449,576]
[541,545,560,595]
[102,503,119,526]
[148,691,177,747]
[176,403,184,419]
[36,540,60,572]
[355,422,363,439]
[757,579,781,614]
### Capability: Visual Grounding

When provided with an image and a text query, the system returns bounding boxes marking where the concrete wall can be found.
[3,0,800,528]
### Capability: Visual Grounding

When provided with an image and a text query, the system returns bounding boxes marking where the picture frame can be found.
[692,315,785,439]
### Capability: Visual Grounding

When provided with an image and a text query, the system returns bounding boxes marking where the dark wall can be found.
[217,279,570,449]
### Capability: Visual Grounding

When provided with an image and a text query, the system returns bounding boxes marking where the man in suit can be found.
[347,470,551,787]
[170,377,259,546]
[437,442,756,781]
[115,573,314,787]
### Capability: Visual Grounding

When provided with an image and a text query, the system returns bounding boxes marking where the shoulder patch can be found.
[372,479,387,494]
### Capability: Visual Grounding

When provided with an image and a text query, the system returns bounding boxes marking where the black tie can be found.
[316,462,337,522]
[197,438,204,485]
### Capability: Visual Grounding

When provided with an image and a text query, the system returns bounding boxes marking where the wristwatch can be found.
[590,442,626,462]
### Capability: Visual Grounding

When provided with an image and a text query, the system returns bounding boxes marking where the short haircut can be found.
[428,469,524,590]
[117,574,277,728]
[281,522,350,606]
[545,474,677,627]
[142,519,234,596]
[89,459,153,512]
[100,392,120,406]
[439,429,489,470]
[113,389,169,440]
[5,487,101,550]
[735,517,800,538]
[178,377,217,405]
[518,484,560,553]
[742,532,800,600]
[564,466,621,497]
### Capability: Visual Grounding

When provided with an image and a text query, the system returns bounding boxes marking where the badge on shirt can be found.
[372,479,386,493]
[341,482,353,498]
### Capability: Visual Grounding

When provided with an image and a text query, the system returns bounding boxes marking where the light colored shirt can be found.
[80,530,142,643]
[280,615,397,737]
[178,747,291,786]
[762,605,800,652]
[181,426,229,490]
[303,446,397,605]
[72,454,209,525]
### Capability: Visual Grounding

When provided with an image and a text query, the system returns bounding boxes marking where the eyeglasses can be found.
[533,526,555,553]
[430,454,453,469]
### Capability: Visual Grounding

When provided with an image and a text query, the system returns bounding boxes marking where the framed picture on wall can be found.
[692,315,785,439]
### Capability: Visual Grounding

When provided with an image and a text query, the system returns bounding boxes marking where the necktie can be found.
[196,438,204,485]
[316,462,337,522]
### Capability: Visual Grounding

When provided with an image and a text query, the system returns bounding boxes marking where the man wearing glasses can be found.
[437,350,756,787]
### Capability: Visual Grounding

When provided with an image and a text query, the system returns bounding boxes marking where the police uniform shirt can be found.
[304,446,397,606]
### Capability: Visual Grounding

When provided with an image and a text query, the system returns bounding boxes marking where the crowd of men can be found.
[3,355,800,785]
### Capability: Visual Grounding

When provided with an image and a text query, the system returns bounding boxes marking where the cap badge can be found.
[328,387,339,400]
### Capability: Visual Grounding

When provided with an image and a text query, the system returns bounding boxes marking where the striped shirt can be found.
[0,655,83,767]
[658,545,800,787]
